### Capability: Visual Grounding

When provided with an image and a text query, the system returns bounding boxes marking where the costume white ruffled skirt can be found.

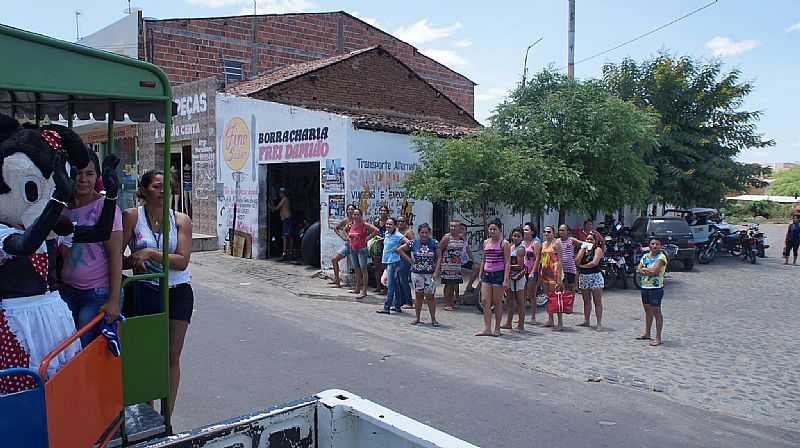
[0,291,79,393]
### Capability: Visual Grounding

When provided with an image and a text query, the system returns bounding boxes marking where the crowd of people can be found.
[330,210,669,347]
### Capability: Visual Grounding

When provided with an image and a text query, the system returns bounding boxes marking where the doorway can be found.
[260,162,320,259]
[168,144,193,218]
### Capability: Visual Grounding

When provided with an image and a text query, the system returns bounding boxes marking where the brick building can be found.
[133,10,475,115]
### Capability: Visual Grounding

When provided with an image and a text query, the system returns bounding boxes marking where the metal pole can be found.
[522,37,543,85]
[161,98,172,432]
[106,103,115,160]
[567,0,575,80]
[75,11,81,41]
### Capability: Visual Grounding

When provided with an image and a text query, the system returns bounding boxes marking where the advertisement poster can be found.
[322,158,345,193]
[327,194,346,229]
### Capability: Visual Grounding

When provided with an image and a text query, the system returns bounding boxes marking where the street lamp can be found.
[522,37,544,86]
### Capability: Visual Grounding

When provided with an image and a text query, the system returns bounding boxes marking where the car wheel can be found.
[683,259,694,271]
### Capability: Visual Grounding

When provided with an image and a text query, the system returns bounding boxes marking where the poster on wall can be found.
[347,132,433,258]
[327,194,346,229]
[216,105,257,255]
[321,158,345,193]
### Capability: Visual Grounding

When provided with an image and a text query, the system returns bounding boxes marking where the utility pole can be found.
[567,0,575,80]
[75,10,82,41]
[522,37,543,86]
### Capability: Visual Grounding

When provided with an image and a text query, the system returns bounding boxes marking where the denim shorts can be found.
[641,288,664,307]
[349,247,369,269]
[337,242,350,257]
[481,270,505,286]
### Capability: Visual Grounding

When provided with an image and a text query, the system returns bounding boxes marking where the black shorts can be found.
[133,282,195,323]
[564,272,576,284]
[281,218,293,237]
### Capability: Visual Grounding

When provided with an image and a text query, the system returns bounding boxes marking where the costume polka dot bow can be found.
[41,129,62,150]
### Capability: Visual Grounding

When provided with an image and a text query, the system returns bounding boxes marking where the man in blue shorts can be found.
[637,238,667,347]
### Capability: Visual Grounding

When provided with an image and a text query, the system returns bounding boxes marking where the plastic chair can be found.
[39,313,123,448]
[0,368,49,448]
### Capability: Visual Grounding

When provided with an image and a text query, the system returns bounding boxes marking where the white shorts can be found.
[579,272,605,290]
[509,274,527,292]
[1,292,80,379]
[411,273,436,295]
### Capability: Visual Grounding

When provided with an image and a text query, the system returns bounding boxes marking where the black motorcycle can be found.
[698,225,724,264]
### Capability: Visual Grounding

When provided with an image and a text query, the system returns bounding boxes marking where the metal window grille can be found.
[223,60,244,83]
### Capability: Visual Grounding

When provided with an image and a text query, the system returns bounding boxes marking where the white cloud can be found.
[787,21,800,32]
[188,0,317,13]
[394,19,462,46]
[419,48,466,68]
[704,36,760,57]
[475,87,509,102]
[452,39,473,48]
[350,11,379,27]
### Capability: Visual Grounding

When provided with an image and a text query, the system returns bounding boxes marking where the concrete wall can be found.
[215,95,434,268]
[137,78,219,235]
[78,11,139,58]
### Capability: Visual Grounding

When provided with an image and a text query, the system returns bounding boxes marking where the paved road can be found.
[170,232,799,447]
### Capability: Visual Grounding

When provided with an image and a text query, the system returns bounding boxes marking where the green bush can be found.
[721,201,795,224]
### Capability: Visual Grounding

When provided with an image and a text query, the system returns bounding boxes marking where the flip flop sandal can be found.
[432,322,441,327]
[635,336,651,340]
[375,309,391,315]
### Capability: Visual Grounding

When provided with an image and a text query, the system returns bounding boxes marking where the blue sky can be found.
[2,0,798,163]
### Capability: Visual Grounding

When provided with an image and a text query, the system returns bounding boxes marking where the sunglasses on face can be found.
[544,230,553,233]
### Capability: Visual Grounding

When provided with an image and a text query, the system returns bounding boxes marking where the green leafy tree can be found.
[492,68,659,222]
[602,53,775,208]
[403,130,548,230]
[770,166,800,197]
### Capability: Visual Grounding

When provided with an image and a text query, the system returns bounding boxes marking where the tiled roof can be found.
[225,47,378,96]
[303,105,480,138]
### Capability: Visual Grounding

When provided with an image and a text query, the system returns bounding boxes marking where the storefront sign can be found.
[154,122,201,140]
[257,126,332,162]
[177,92,208,119]
[222,117,251,171]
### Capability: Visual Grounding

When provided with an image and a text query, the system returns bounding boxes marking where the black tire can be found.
[683,259,694,271]
[633,272,642,289]
[301,221,321,267]
[698,246,715,264]
[748,248,757,264]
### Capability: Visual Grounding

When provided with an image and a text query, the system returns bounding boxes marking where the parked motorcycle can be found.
[737,228,758,264]
[600,230,643,290]
[748,223,769,258]
[697,225,725,264]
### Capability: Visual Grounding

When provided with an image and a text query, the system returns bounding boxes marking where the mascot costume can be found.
[0,113,119,393]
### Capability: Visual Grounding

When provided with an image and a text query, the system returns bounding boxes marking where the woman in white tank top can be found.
[122,170,193,418]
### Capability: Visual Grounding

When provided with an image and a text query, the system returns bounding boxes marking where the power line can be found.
[574,0,719,65]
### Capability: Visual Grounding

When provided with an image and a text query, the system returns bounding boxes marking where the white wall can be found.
[78,12,139,58]
[348,129,433,237]
[216,95,350,259]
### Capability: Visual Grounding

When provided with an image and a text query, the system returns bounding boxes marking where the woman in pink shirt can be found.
[59,152,123,347]
[476,220,511,337]
[347,208,379,299]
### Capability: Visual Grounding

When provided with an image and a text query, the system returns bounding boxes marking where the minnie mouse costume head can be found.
[0,113,119,393]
